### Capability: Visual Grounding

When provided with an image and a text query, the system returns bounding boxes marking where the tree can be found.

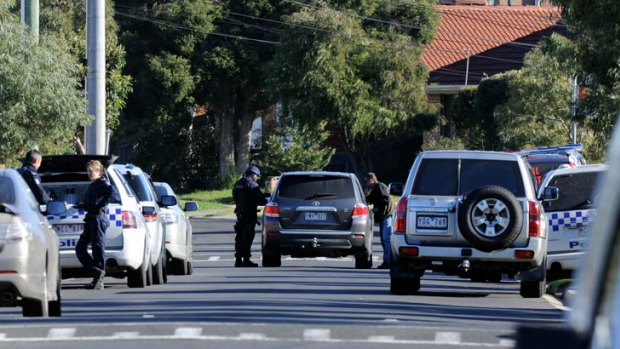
[270,1,439,175]
[0,4,89,165]
[257,121,335,178]
[551,0,620,151]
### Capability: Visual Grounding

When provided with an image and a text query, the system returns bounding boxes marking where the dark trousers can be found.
[76,215,108,275]
[234,217,256,260]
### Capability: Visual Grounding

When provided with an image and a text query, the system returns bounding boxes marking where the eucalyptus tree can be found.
[0,3,89,166]
[270,0,439,174]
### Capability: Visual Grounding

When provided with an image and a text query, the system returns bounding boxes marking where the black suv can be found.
[261,171,374,268]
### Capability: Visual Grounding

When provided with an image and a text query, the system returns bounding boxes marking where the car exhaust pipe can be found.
[0,291,16,304]
[457,260,471,278]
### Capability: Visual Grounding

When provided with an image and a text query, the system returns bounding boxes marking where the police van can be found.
[39,155,152,288]
[518,144,587,186]
[538,164,607,281]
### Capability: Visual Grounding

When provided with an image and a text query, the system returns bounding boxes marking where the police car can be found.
[538,164,607,281]
[518,144,587,186]
[39,155,152,288]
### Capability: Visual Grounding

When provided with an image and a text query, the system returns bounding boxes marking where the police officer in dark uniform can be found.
[76,160,113,289]
[17,150,50,205]
[233,166,267,267]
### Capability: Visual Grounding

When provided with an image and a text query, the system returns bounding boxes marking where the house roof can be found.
[423,5,562,72]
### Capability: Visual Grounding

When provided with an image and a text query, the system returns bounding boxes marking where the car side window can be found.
[543,172,601,212]
[0,177,16,204]
[412,159,458,196]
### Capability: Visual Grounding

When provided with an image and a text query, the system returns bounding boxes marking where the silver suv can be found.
[390,151,548,298]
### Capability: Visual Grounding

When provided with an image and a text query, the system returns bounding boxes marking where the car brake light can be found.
[394,197,408,234]
[515,250,535,259]
[143,212,158,223]
[264,203,280,218]
[528,201,542,237]
[569,161,576,167]
[122,211,138,229]
[352,204,368,218]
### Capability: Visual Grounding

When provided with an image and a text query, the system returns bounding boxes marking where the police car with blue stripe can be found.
[39,155,153,288]
[538,163,607,281]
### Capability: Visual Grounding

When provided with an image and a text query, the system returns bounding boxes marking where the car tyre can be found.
[171,258,189,275]
[520,280,545,298]
[355,251,373,269]
[48,270,62,317]
[128,245,149,288]
[186,261,193,275]
[390,276,421,295]
[458,185,523,252]
[152,244,167,284]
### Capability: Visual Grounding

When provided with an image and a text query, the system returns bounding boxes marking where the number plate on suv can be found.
[305,212,327,221]
[416,215,448,229]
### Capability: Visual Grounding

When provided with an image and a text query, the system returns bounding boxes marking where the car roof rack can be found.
[518,144,584,157]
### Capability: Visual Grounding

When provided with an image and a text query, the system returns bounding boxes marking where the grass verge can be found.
[178,189,235,216]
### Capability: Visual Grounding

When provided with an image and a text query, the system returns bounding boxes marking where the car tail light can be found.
[0,219,31,242]
[515,250,535,259]
[352,204,369,218]
[264,202,280,218]
[528,201,542,237]
[399,246,419,257]
[394,197,408,234]
[122,211,138,229]
[143,212,158,223]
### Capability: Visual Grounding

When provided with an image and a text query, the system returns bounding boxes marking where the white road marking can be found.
[207,256,220,261]
[174,327,202,337]
[112,332,140,338]
[0,333,6,339]
[47,328,76,339]
[368,335,396,342]
[543,294,570,311]
[500,339,515,346]
[303,328,330,341]
[238,333,266,340]
[435,331,462,344]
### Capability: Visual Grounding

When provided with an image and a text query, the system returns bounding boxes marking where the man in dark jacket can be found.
[17,150,50,205]
[232,166,267,267]
[76,160,113,289]
[365,172,394,269]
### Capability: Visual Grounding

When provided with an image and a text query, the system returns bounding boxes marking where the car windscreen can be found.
[122,172,154,202]
[277,176,354,200]
[0,177,16,204]
[543,171,602,212]
[460,159,525,197]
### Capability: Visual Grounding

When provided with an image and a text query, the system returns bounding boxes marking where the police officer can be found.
[17,150,50,205]
[233,166,267,267]
[76,160,113,289]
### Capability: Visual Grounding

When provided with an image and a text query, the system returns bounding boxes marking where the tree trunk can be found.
[236,111,254,173]
[218,109,235,180]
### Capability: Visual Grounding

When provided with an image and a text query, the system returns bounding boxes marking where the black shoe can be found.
[242,259,258,267]
[377,262,390,269]
[86,269,105,289]
[234,258,243,267]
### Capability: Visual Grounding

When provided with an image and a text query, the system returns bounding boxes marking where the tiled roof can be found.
[423,5,561,71]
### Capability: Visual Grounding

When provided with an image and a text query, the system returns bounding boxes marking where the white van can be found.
[538,164,607,280]
[40,155,152,288]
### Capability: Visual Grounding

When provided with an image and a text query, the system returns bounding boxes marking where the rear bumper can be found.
[391,233,547,271]
[262,227,370,257]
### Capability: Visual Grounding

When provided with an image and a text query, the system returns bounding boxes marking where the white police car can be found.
[518,144,587,186]
[538,164,607,280]
[39,155,152,288]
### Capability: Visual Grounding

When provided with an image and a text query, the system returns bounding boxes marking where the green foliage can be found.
[551,0,620,149]
[473,75,509,150]
[257,121,335,178]
[270,1,438,171]
[0,8,89,165]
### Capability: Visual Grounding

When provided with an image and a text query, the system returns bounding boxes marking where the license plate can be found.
[305,212,327,221]
[417,215,448,229]
[53,224,84,235]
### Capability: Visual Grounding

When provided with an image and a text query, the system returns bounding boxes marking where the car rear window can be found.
[277,176,354,200]
[122,172,155,202]
[412,158,524,196]
[0,177,16,204]
[543,171,602,212]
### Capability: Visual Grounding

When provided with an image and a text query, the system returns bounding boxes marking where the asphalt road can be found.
[0,216,566,349]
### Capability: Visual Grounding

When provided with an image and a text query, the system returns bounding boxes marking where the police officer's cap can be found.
[246,166,260,177]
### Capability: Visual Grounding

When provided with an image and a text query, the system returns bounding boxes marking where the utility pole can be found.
[464,49,470,86]
[571,77,578,144]
[84,0,107,155]
[21,0,39,42]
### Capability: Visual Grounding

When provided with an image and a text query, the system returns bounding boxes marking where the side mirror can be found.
[388,182,404,196]
[542,186,559,201]
[46,200,67,215]
[183,201,198,212]
[160,195,177,207]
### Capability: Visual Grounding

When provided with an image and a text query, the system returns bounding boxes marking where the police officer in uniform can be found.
[76,160,113,289]
[17,150,50,205]
[233,166,267,267]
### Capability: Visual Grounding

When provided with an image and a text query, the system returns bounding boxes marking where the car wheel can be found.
[458,185,523,252]
[22,298,48,317]
[262,253,281,267]
[520,280,545,298]
[171,258,188,275]
[128,245,149,288]
[186,261,193,275]
[355,251,373,269]
[390,275,421,295]
[48,269,62,317]
[152,247,166,284]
